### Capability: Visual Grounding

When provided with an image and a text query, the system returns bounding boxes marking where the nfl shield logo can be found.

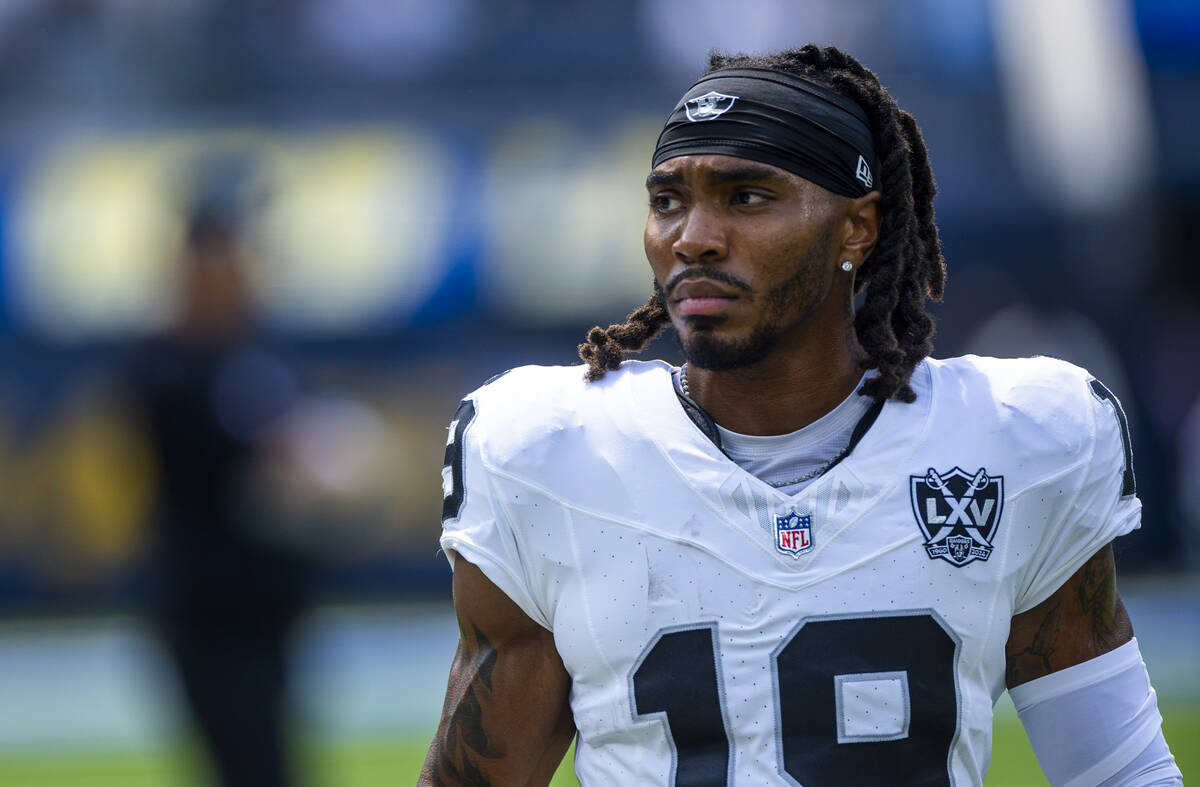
[775,512,813,559]
[910,466,1003,567]
[686,91,738,122]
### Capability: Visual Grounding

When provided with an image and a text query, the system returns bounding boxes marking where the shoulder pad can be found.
[463,360,673,475]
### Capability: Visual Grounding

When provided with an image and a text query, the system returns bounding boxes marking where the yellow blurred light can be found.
[11,138,186,338]
[481,118,662,324]
[57,405,156,569]
[250,130,454,330]
[11,127,456,337]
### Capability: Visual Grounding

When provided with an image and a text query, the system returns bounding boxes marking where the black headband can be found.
[652,67,880,198]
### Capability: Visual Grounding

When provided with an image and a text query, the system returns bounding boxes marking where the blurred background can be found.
[0,0,1195,785]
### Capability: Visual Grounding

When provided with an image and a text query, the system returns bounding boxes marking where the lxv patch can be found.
[910,467,1003,567]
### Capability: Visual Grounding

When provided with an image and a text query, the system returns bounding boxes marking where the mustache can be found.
[663,268,752,298]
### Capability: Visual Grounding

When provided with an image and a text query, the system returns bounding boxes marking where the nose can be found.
[673,204,728,264]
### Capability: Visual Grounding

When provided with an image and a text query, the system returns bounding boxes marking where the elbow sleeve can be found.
[1009,638,1182,787]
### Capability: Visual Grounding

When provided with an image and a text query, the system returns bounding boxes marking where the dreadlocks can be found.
[578,44,945,403]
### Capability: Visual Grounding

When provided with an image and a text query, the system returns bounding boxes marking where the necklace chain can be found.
[680,362,850,489]
[763,456,845,488]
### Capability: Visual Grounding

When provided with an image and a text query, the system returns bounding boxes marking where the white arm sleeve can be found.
[1009,638,1182,787]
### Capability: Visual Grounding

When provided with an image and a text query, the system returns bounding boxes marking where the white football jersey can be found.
[439,356,1140,786]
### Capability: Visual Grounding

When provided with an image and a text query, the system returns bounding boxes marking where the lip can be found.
[672,280,738,300]
[672,280,739,316]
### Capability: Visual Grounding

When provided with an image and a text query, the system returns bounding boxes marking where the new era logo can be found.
[855,155,873,189]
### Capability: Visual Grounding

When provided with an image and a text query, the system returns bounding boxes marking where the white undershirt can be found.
[715,376,873,495]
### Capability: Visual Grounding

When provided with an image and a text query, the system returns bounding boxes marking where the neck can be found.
[684,340,863,436]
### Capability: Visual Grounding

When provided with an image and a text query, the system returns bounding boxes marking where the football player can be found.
[421,45,1182,786]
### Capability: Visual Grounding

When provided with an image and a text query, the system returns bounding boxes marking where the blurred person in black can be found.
[126,201,309,787]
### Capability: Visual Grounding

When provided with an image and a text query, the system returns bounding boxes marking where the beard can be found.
[678,229,837,371]
[679,316,783,371]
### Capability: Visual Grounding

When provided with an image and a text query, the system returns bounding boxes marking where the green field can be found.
[0,707,1193,786]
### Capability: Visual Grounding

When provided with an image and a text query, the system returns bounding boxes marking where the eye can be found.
[650,193,683,213]
[732,190,769,206]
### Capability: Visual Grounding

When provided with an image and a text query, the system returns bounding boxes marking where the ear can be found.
[838,190,880,270]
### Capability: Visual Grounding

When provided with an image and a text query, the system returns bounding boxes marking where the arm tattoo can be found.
[1006,545,1131,687]
[1005,598,1063,687]
[1074,547,1124,654]
[422,625,505,786]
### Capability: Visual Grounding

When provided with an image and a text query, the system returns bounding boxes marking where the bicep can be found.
[421,557,574,786]
[1005,543,1133,689]
[1003,546,1183,784]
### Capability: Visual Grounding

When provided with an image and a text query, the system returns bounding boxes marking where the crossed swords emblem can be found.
[920,467,995,546]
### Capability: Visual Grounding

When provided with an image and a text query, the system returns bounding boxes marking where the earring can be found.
[840,260,853,272]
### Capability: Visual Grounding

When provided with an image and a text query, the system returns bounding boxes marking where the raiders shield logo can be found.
[910,467,1003,567]
[685,91,738,121]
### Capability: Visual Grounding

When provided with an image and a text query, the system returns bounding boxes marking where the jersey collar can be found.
[670,367,885,481]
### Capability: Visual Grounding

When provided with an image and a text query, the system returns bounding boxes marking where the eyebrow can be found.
[645,171,682,190]
[645,162,789,191]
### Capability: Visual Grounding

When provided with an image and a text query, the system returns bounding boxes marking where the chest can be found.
[549,503,1012,671]
[537,495,1009,786]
